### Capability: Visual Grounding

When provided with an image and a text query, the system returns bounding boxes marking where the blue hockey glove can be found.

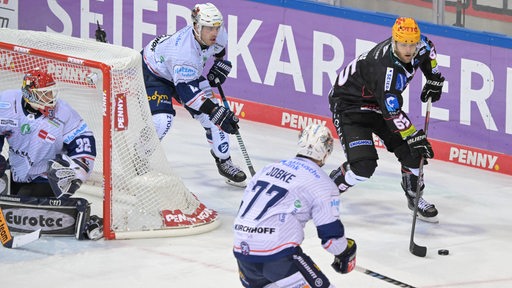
[332,238,357,274]
[207,59,232,87]
[421,74,444,103]
[209,105,239,134]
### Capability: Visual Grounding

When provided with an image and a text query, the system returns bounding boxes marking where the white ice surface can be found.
[2,109,512,288]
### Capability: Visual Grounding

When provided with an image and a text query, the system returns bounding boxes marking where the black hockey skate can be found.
[402,166,438,223]
[211,150,247,187]
[405,193,439,223]
[84,215,104,240]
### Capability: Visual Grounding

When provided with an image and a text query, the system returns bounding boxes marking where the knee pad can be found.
[152,113,174,140]
[350,160,377,178]
[394,142,421,169]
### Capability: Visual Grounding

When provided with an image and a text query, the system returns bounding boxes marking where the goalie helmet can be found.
[392,17,420,44]
[22,68,58,117]
[297,124,334,166]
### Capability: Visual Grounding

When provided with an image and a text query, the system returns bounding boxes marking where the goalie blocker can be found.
[0,194,100,240]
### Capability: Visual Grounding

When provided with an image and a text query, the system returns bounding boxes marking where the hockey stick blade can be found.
[410,241,427,257]
[355,266,417,288]
[3,229,42,249]
[1,206,41,249]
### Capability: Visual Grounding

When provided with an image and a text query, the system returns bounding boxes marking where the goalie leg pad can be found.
[0,194,91,239]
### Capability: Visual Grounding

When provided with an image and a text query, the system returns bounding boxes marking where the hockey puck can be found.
[438,249,449,255]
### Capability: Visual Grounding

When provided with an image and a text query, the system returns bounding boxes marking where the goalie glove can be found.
[331,238,357,274]
[421,74,444,103]
[47,154,90,199]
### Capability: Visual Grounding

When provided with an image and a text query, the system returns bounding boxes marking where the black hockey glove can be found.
[207,59,232,87]
[406,129,434,159]
[0,155,7,177]
[421,74,444,103]
[209,105,239,134]
[332,238,357,274]
[95,21,107,43]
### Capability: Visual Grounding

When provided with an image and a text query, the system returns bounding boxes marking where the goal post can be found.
[0,28,220,239]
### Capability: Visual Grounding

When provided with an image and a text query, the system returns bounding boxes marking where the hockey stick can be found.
[409,98,432,257]
[0,207,41,249]
[214,80,257,176]
[355,266,417,288]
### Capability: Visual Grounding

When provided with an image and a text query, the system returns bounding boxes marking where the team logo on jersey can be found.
[385,93,400,112]
[20,124,30,134]
[240,241,250,256]
[217,142,229,154]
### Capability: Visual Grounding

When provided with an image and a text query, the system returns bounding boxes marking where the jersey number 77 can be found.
[239,180,288,221]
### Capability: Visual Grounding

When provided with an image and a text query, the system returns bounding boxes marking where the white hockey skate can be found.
[211,150,247,188]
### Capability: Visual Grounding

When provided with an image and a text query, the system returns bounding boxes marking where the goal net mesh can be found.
[0,28,219,239]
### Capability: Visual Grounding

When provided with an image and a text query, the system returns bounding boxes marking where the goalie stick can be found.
[355,266,416,288]
[0,207,41,249]
[409,98,432,257]
[215,80,257,176]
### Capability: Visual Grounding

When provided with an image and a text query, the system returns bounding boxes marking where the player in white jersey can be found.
[0,68,102,240]
[141,3,246,186]
[233,124,357,288]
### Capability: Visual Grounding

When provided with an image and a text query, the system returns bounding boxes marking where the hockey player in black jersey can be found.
[328,17,445,222]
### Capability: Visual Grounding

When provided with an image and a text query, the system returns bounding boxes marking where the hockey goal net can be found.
[0,28,219,239]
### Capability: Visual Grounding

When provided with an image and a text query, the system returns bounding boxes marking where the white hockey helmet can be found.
[191,3,223,28]
[21,68,58,117]
[297,124,334,166]
[191,3,223,41]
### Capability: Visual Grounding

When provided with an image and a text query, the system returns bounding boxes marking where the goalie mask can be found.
[297,124,334,166]
[22,68,58,117]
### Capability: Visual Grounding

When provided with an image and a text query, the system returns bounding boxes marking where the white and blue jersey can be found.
[0,90,96,183]
[142,25,227,111]
[233,157,348,263]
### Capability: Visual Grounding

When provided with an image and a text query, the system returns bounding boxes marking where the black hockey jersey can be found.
[328,35,441,139]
